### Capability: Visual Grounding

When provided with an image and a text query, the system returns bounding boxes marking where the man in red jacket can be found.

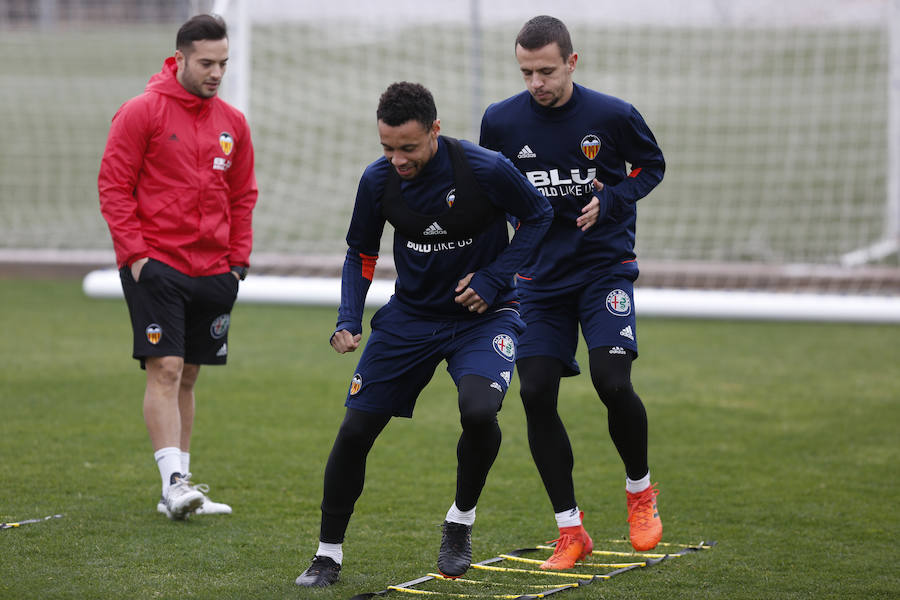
[98,14,258,520]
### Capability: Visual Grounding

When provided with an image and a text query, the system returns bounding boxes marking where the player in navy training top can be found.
[480,16,666,565]
[296,82,553,588]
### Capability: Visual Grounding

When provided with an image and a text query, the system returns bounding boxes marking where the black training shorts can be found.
[119,258,239,368]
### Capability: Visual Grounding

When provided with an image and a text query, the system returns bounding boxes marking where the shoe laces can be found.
[170,472,194,492]
[310,556,330,568]
[307,555,339,574]
[190,482,210,496]
[627,484,660,528]
[547,532,581,556]
[174,473,211,497]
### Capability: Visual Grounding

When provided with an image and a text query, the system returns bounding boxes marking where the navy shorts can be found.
[344,302,526,418]
[516,277,638,377]
[119,259,239,367]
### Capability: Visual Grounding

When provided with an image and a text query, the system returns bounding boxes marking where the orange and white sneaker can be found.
[540,512,594,570]
[626,483,662,551]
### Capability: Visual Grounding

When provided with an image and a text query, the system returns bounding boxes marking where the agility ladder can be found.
[349,538,715,599]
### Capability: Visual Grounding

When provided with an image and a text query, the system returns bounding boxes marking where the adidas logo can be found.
[422,221,447,236]
[216,343,227,357]
[619,326,634,341]
[490,381,503,392]
[517,145,536,159]
[609,346,626,355]
[500,371,511,385]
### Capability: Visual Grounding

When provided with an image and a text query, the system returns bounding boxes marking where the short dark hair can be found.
[176,14,227,54]
[376,82,437,130]
[515,15,573,60]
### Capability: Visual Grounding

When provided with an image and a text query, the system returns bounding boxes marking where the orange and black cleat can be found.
[627,483,663,551]
[540,511,594,570]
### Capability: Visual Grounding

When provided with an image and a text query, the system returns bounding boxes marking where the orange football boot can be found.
[540,512,594,570]
[626,483,662,551]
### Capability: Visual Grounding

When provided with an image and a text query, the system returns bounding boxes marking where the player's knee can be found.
[335,408,388,450]
[458,376,502,428]
[590,368,641,414]
[589,348,635,405]
[592,376,634,408]
[520,377,564,421]
[180,364,200,390]
[459,404,498,430]
[145,355,184,387]
[518,373,538,403]
[517,357,562,414]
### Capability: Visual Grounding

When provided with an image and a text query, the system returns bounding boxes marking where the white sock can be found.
[180,451,190,475]
[445,502,476,526]
[626,471,651,494]
[316,541,343,564]
[555,506,582,529]
[154,447,182,496]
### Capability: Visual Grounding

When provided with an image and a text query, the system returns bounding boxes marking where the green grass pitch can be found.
[1,278,898,599]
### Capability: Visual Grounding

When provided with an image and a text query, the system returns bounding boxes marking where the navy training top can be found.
[335,136,553,336]
[480,82,665,296]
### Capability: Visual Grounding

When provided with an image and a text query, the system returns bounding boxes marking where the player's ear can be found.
[568,52,578,73]
[431,119,441,137]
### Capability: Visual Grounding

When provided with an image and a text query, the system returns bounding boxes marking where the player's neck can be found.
[556,82,575,107]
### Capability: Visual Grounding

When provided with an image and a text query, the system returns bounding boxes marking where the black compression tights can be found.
[454,374,504,511]
[588,348,649,481]
[319,375,503,543]
[320,407,390,543]
[518,350,648,513]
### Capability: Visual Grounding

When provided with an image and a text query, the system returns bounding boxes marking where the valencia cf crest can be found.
[210,314,230,339]
[445,188,456,207]
[145,324,162,345]
[349,373,363,395]
[219,132,234,155]
[606,289,632,316]
[581,134,601,160]
[492,334,515,362]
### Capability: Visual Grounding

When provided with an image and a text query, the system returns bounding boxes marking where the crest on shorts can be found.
[445,188,456,207]
[581,134,601,160]
[219,132,234,155]
[210,314,230,339]
[349,373,363,395]
[492,334,515,362]
[145,324,162,345]
[606,289,631,316]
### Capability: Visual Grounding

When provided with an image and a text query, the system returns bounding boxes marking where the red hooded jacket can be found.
[98,57,258,276]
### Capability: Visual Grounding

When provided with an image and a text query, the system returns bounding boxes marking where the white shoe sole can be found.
[195,500,232,515]
[157,497,232,517]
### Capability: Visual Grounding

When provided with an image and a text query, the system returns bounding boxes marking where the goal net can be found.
[2,0,899,302]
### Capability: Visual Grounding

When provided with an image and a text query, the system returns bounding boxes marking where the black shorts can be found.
[119,259,239,368]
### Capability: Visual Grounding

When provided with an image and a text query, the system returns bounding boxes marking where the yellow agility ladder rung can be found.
[499,553,646,568]
[472,563,611,580]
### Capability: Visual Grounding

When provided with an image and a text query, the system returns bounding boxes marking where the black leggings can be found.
[518,349,648,513]
[319,374,504,543]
